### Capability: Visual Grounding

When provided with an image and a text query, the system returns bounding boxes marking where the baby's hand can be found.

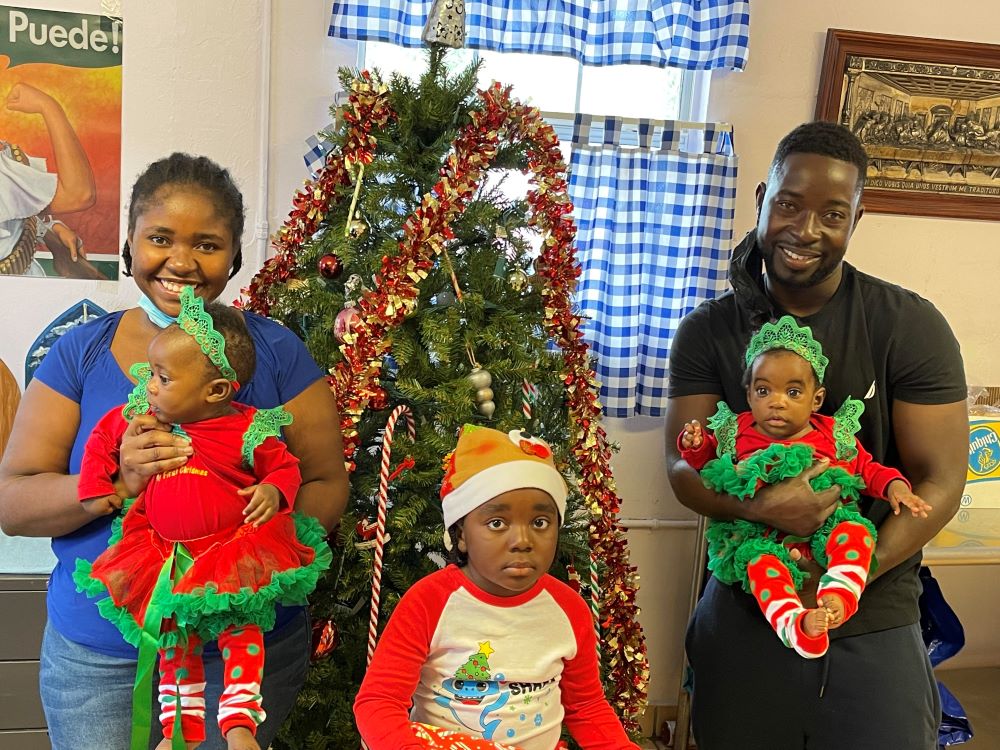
[238,484,281,527]
[81,493,123,518]
[887,480,932,518]
[681,419,704,449]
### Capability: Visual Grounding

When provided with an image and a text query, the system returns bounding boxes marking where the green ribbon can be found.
[130,543,194,750]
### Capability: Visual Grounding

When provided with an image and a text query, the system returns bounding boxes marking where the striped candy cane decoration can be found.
[366,404,416,667]
[589,550,601,648]
[521,379,539,421]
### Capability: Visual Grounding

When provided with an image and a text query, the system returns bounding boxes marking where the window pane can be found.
[361,41,476,80]
[476,51,580,113]
[579,64,682,119]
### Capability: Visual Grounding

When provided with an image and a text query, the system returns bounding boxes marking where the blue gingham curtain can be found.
[571,116,737,417]
[330,0,749,70]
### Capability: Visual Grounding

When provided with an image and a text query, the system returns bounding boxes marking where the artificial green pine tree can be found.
[244,47,641,749]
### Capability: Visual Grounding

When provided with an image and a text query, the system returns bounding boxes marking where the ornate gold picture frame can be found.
[816,29,1000,221]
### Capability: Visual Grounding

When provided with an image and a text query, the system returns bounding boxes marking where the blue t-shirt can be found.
[36,310,323,658]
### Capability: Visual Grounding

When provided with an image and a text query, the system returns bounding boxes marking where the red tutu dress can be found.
[73,403,331,740]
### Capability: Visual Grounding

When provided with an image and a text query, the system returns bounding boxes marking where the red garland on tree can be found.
[242,73,648,731]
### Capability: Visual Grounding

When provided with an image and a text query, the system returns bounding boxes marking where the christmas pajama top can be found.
[354,564,638,750]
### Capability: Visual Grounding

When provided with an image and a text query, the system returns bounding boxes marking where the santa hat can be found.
[440,425,567,530]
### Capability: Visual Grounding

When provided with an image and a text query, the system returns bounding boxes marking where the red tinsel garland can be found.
[242,74,648,731]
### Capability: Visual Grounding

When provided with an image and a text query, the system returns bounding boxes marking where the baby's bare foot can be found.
[820,593,847,630]
[801,607,830,637]
[225,726,260,750]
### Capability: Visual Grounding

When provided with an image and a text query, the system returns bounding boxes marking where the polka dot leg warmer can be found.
[816,520,875,624]
[217,625,266,737]
[746,553,829,659]
[159,628,208,742]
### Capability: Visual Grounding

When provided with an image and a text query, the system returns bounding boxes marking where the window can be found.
[358,42,709,125]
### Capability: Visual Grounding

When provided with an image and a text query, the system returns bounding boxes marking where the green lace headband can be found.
[177,285,239,388]
[744,315,829,382]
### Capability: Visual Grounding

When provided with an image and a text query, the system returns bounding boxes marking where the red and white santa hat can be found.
[440,424,567,530]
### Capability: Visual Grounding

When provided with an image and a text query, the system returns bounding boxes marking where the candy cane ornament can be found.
[366,404,416,667]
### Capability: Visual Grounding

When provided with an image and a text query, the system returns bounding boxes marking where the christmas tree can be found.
[242,47,648,749]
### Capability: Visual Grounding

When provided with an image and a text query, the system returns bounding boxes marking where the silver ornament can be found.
[475,387,494,403]
[477,399,496,418]
[422,0,465,48]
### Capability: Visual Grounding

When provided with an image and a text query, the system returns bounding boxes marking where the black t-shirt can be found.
[668,260,966,636]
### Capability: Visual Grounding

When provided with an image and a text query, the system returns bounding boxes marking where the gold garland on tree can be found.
[242,72,649,731]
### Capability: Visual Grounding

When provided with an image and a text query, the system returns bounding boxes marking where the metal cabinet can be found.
[0,575,49,749]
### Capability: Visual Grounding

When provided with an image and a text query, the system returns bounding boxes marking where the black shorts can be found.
[686,577,940,750]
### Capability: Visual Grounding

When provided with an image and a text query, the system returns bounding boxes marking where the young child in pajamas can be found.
[355,424,638,750]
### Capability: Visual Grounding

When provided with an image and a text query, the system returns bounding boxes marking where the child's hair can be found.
[769,121,868,195]
[445,523,467,567]
[123,152,246,278]
[741,349,822,390]
[199,302,256,386]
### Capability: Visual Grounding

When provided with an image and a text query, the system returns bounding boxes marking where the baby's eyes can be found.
[533,518,552,529]
[486,519,505,530]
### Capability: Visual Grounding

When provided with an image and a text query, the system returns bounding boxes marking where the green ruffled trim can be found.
[734,534,807,594]
[706,401,738,458]
[122,363,152,420]
[705,520,807,593]
[705,518,765,585]
[810,466,865,502]
[74,513,331,648]
[701,442,868,504]
[165,512,332,642]
[242,407,293,468]
[701,443,817,499]
[809,503,878,575]
[832,398,865,461]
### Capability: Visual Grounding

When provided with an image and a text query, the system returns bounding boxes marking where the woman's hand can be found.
[118,414,192,497]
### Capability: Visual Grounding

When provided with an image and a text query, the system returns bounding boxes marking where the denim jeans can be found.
[40,609,311,750]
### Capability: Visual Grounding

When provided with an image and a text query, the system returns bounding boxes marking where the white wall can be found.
[0,0,273,389]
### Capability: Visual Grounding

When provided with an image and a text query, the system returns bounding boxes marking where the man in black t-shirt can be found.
[665,121,967,750]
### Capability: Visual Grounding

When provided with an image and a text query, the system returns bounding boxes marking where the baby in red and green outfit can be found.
[679,316,930,658]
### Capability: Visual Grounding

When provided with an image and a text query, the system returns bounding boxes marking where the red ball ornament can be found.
[333,306,361,343]
[317,253,343,279]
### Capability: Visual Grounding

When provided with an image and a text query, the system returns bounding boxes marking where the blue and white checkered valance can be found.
[570,115,737,417]
[329,0,749,70]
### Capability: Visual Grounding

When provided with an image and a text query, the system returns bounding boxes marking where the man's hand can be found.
[681,419,704,450]
[886,479,932,518]
[744,458,842,537]
[239,484,280,527]
[81,493,123,518]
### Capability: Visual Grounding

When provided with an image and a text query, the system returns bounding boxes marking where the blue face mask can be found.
[137,294,177,329]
